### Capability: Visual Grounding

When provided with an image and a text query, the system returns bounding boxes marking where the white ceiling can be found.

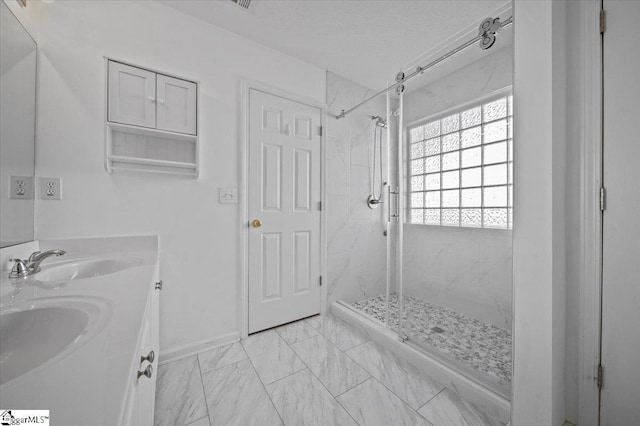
[159,0,508,90]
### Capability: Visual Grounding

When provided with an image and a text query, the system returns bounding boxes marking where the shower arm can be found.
[335,16,513,120]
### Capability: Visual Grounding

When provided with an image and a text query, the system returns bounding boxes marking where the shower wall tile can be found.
[326,71,390,305]
[349,165,375,221]
[326,135,350,195]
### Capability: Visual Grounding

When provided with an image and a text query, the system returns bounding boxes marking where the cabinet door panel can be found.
[156,74,197,135]
[108,61,156,128]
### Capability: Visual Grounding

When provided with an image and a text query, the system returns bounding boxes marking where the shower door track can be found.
[334,16,513,120]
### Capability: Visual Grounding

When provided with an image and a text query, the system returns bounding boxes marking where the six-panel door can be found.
[248,89,321,334]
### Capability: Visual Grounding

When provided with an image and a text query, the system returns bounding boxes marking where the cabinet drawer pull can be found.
[140,350,155,365]
[137,364,153,380]
[155,280,163,290]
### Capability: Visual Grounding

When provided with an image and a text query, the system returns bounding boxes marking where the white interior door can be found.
[601,1,640,424]
[156,74,197,135]
[248,89,321,333]
[108,61,156,128]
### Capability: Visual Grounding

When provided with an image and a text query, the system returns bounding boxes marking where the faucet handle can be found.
[27,251,41,263]
[9,259,28,278]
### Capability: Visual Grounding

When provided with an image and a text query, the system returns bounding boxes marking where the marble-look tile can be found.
[337,378,433,426]
[185,417,210,426]
[418,388,503,426]
[346,341,444,409]
[290,335,370,396]
[275,320,318,344]
[305,314,323,330]
[349,165,376,221]
[197,342,247,372]
[265,369,357,426]
[201,359,281,426]
[242,330,305,384]
[305,315,369,351]
[154,356,208,426]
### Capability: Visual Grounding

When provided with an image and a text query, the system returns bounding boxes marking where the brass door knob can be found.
[252,219,262,228]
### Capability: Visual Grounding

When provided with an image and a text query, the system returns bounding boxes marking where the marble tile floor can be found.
[351,292,512,385]
[154,314,505,426]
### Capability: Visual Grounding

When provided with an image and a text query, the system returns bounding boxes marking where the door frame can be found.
[575,1,603,425]
[239,78,327,339]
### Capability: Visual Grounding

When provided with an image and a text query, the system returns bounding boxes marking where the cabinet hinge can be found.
[597,364,604,388]
[600,9,606,34]
[600,187,606,211]
[319,276,323,287]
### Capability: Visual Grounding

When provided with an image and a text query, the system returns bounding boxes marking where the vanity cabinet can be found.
[106,60,199,177]
[122,274,160,426]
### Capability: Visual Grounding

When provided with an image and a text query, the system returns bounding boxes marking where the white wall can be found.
[512,0,567,424]
[325,72,390,304]
[15,0,326,353]
[401,47,513,330]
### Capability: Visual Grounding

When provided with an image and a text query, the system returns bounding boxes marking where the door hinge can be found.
[319,126,323,137]
[600,9,606,34]
[155,280,163,290]
[319,276,323,286]
[597,364,604,388]
[318,201,322,211]
[600,187,606,211]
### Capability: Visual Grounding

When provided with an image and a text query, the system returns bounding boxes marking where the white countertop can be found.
[0,236,158,425]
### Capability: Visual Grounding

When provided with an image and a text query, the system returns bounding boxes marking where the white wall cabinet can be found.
[108,62,157,129]
[122,274,161,426]
[106,60,199,177]
[156,74,197,135]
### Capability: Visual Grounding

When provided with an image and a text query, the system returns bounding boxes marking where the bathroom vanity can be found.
[0,236,160,425]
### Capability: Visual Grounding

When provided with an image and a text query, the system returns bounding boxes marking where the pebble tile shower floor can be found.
[351,292,512,386]
[154,314,504,426]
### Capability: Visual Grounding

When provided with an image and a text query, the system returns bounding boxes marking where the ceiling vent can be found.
[230,0,254,11]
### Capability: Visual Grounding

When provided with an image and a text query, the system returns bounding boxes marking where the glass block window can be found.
[408,94,513,229]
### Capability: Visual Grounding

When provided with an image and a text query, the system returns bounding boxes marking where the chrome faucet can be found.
[9,249,66,278]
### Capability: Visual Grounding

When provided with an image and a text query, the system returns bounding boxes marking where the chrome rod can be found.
[335,16,513,120]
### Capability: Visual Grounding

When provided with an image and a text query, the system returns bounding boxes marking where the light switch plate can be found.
[9,176,33,199]
[40,177,62,200]
[218,187,238,204]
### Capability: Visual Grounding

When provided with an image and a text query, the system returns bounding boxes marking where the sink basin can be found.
[0,297,112,385]
[33,257,140,283]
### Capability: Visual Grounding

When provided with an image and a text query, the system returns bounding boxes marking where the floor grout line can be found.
[280,319,363,426]
[194,354,212,426]
[341,339,444,414]
[415,387,447,413]
[183,415,210,426]
[239,342,286,426]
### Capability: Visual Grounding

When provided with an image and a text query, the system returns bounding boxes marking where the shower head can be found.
[371,115,387,128]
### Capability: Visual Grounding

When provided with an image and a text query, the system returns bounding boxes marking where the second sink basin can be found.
[0,297,112,385]
[34,257,141,283]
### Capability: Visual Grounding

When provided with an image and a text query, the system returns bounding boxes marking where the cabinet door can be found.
[108,61,157,128]
[156,74,197,135]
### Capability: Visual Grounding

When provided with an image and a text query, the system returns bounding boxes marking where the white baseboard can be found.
[159,331,241,365]
[332,302,511,425]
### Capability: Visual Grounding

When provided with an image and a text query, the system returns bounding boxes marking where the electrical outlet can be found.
[218,187,238,204]
[9,176,33,199]
[40,177,62,200]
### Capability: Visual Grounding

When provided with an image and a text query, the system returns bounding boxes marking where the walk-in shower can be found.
[328,13,514,402]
